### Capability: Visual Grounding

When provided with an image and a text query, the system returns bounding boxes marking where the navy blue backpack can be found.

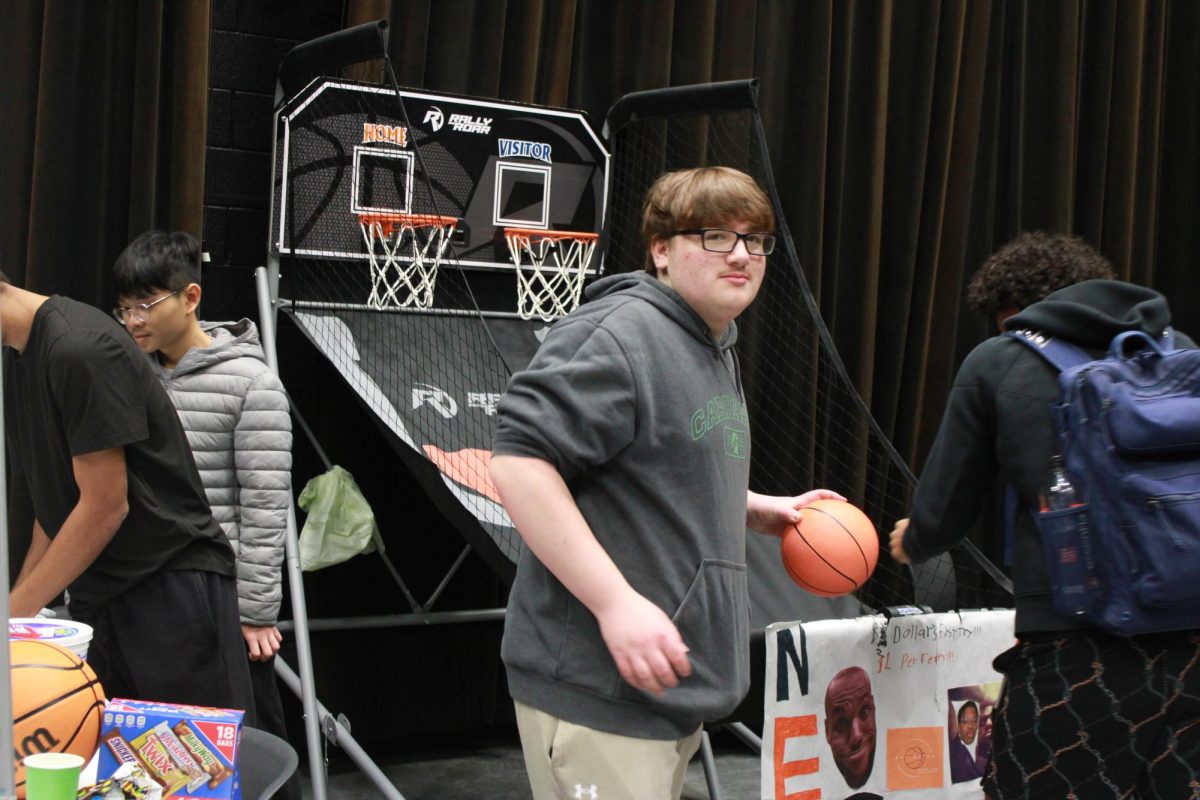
[1008,327,1200,635]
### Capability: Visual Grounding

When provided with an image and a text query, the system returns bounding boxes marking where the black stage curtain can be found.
[348,0,1200,472]
[0,0,210,304]
[0,0,211,579]
[2,0,1196,500]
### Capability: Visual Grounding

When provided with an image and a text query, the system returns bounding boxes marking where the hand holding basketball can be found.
[746,489,847,537]
[781,499,880,596]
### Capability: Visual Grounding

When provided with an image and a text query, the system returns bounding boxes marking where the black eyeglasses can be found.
[112,288,183,325]
[672,228,776,256]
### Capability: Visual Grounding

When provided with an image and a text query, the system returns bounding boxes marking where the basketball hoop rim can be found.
[504,227,599,242]
[358,212,459,229]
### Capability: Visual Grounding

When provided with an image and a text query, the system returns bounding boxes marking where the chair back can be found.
[239,726,300,800]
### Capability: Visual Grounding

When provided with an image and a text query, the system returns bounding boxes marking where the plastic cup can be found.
[22,753,84,800]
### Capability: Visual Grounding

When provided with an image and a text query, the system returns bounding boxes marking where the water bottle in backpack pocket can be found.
[1033,456,1102,619]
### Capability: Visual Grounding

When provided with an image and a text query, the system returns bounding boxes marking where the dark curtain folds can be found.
[1,0,1196,476]
[0,0,210,305]
[0,0,210,583]
[350,0,1200,471]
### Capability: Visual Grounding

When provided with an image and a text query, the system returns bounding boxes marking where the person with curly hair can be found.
[889,231,1200,798]
[965,230,1116,330]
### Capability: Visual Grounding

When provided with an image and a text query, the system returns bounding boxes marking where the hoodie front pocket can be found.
[613,559,750,721]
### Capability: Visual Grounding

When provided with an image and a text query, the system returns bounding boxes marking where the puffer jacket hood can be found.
[155,318,266,378]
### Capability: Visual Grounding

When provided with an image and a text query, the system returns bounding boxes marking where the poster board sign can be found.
[763,610,1015,799]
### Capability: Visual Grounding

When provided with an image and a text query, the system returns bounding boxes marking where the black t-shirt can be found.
[4,296,232,617]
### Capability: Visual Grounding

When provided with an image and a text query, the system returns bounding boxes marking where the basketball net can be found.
[359,213,457,310]
[504,228,599,321]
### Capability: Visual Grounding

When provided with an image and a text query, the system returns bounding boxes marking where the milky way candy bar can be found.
[172,720,233,789]
[151,721,211,792]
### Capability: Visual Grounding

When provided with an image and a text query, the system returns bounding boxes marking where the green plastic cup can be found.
[22,753,84,800]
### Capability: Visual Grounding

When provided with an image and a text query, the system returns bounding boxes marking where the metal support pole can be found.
[698,729,722,800]
[256,267,328,800]
[274,659,407,800]
[276,608,505,634]
[725,722,762,753]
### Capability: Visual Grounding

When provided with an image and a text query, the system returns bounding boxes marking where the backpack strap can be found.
[1005,328,1093,372]
[1001,329,1091,572]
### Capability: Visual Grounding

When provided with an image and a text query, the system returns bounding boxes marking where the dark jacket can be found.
[902,280,1188,633]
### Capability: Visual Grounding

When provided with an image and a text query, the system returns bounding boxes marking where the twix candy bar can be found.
[173,720,234,789]
[129,727,192,797]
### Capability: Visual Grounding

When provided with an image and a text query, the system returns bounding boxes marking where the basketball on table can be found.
[11,640,106,798]
[781,499,879,597]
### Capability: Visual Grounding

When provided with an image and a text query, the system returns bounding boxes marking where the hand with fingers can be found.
[747,489,847,537]
[595,590,691,695]
[242,624,284,662]
[889,518,912,564]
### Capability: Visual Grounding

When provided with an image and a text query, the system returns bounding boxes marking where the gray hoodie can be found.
[495,272,753,739]
[150,319,292,627]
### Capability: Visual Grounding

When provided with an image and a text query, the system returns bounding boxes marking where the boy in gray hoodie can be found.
[492,167,842,800]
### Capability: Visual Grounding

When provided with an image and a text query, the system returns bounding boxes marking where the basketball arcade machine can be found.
[259,21,608,800]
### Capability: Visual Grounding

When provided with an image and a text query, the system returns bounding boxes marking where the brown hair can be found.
[641,167,774,272]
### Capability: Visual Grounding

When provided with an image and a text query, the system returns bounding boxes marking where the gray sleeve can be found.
[493,319,637,481]
[233,370,293,626]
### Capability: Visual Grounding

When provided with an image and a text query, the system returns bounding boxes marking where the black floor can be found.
[296,727,760,800]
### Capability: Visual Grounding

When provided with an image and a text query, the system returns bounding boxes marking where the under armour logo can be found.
[574,785,598,800]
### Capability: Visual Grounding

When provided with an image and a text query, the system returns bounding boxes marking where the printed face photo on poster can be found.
[946,682,1001,784]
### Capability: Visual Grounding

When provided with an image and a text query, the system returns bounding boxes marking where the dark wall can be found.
[200,0,515,751]
[202,0,343,319]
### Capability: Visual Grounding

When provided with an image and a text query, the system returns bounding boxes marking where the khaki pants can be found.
[514,701,703,800]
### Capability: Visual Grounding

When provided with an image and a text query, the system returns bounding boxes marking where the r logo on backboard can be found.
[423,106,444,132]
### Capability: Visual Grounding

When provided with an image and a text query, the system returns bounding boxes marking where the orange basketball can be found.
[781,499,879,597]
[11,640,106,798]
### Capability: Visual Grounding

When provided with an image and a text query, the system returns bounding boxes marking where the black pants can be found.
[77,569,257,727]
[983,629,1200,799]
[251,656,303,800]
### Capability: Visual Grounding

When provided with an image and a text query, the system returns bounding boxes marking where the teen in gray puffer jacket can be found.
[147,318,292,629]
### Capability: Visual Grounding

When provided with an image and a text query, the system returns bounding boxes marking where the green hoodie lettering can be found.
[691,395,749,458]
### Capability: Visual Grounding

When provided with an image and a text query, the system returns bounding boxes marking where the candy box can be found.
[98,699,244,799]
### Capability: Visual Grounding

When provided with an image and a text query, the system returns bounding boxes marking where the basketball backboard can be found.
[270,79,608,272]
